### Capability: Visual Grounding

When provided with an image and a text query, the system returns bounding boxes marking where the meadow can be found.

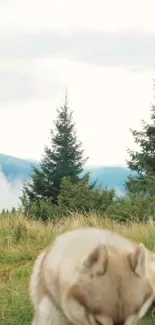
[0,213,155,325]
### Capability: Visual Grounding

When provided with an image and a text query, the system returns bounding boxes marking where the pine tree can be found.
[21,93,88,206]
[125,101,155,196]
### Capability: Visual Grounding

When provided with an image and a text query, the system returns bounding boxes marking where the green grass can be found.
[0,213,155,324]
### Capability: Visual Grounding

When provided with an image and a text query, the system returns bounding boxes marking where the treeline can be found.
[2,85,155,222]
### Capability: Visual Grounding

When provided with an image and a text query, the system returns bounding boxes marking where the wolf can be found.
[30,227,155,325]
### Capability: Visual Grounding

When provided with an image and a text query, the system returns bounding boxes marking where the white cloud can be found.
[0,58,153,165]
[0,29,155,69]
[0,171,22,211]
[0,0,154,168]
[0,0,155,33]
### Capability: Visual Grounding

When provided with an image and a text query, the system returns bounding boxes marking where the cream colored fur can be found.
[30,227,155,325]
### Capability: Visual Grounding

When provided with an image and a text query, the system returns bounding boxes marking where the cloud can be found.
[0,71,35,105]
[0,171,22,211]
[0,61,63,105]
[0,28,154,68]
[0,0,11,6]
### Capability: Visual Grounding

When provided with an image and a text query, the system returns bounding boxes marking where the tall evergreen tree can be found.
[125,100,155,196]
[21,93,88,205]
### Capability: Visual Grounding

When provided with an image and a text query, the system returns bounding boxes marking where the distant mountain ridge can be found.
[0,153,132,193]
[0,153,39,182]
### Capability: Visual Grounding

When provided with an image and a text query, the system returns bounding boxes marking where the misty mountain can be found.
[0,153,39,182]
[0,153,132,193]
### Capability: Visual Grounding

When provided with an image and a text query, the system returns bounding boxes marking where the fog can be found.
[0,171,23,211]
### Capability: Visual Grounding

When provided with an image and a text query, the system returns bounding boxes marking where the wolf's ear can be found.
[127,243,148,277]
[82,243,108,276]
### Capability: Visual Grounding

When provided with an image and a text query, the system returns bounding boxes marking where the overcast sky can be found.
[0,0,155,166]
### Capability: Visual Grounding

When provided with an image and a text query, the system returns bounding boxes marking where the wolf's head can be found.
[63,243,154,325]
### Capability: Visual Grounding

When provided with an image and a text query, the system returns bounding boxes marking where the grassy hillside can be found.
[0,153,132,192]
[0,213,155,325]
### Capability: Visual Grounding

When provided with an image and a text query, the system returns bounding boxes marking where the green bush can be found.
[105,195,155,222]
[58,176,116,213]
[20,199,65,221]
[19,175,116,221]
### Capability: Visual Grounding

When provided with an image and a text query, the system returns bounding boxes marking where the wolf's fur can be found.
[30,227,155,325]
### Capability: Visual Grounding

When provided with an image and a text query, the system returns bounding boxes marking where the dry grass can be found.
[0,212,155,324]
